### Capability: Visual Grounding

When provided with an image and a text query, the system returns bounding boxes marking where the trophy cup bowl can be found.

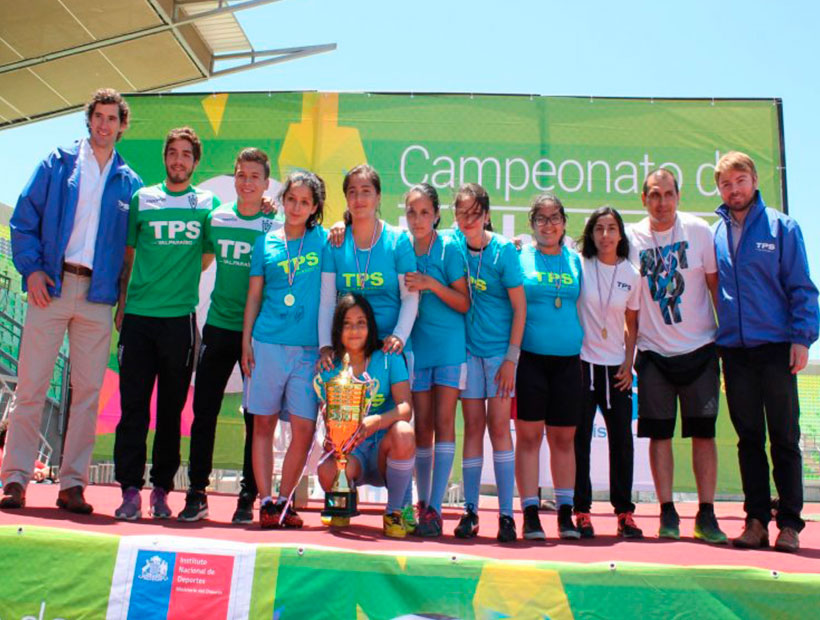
[314,354,370,523]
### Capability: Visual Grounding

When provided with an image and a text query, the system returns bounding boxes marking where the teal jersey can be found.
[410,233,467,369]
[126,183,218,317]
[453,231,523,358]
[250,225,326,346]
[317,350,409,418]
[322,222,416,341]
[204,202,279,331]
[520,243,584,356]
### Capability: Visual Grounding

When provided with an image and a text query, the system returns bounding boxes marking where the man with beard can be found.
[0,88,142,514]
[713,151,818,552]
[113,127,219,520]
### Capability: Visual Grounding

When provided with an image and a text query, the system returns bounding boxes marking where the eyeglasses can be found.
[533,214,564,227]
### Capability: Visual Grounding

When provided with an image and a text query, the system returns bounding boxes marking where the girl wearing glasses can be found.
[515,193,583,541]
[403,183,471,537]
[452,183,526,543]
[574,206,642,539]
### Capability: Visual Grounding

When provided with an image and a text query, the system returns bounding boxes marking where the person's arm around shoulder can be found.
[778,217,819,373]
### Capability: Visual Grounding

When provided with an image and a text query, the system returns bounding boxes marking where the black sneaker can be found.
[497,514,517,543]
[232,491,255,525]
[454,505,479,539]
[575,511,595,538]
[617,511,644,539]
[522,505,546,540]
[694,509,728,545]
[260,500,281,529]
[659,506,681,540]
[557,504,580,539]
[177,489,208,522]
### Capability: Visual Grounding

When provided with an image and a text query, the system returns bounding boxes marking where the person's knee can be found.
[388,421,416,457]
[253,415,277,435]
[548,427,576,453]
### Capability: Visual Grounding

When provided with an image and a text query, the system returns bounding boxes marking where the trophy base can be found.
[321,489,359,520]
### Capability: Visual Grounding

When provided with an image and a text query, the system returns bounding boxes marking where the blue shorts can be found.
[350,429,387,487]
[460,352,515,399]
[412,363,467,392]
[243,341,319,421]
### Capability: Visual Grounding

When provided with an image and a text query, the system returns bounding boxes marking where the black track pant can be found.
[187,324,256,496]
[721,343,804,532]
[115,313,196,491]
[574,361,636,514]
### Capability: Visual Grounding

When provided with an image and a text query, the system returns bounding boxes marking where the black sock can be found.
[698,502,714,514]
[661,501,676,514]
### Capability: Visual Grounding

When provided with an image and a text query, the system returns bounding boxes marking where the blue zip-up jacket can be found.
[10,140,143,305]
[713,191,819,348]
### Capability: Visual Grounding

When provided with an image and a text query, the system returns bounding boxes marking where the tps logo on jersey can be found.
[469,276,487,292]
[756,242,776,252]
[279,251,320,274]
[533,271,574,285]
[218,239,253,260]
[341,271,384,288]
[148,220,202,241]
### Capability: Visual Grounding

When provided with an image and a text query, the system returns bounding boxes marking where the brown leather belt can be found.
[63,262,93,277]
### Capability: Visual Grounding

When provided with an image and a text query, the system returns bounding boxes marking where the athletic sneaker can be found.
[454,505,480,539]
[177,489,208,522]
[694,509,728,544]
[280,505,304,529]
[260,500,278,529]
[523,505,546,540]
[114,487,142,521]
[383,511,407,538]
[401,504,419,534]
[617,511,643,539]
[497,514,517,543]
[150,487,172,519]
[658,506,680,539]
[575,511,595,539]
[557,504,580,539]
[415,506,443,538]
[231,491,255,524]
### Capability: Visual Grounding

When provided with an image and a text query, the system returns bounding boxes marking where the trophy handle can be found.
[313,374,324,402]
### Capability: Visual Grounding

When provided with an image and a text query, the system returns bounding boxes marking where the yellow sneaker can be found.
[321,515,351,527]
[383,511,407,538]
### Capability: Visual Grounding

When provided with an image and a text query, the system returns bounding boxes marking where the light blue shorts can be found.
[412,363,468,392]
[460,352,515,399]
[350,429,387,487]
[243,340,319,421]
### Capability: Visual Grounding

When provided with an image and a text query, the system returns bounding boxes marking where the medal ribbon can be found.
[354,220,380,289]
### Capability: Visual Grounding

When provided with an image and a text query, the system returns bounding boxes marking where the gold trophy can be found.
[314,353,372,523]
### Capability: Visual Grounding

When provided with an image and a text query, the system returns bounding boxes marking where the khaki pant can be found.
[1,273,112,490]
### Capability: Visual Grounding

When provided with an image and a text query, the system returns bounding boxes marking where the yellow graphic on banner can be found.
[356,603,369,619]
[473,562,573,619]
[279,93,367,225]
[202,93,229,136]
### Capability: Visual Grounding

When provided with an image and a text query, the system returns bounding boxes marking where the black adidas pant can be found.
[188,323,256,497]
[114,313,196,492]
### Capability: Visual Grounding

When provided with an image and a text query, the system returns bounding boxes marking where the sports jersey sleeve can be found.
[394,230,416,274]
[249,234,266,277]
[700,223,717,274]
[126,192,140,247]
[388,352,409,385]
[500,242,524,288]
[203,211,215,254]
[444,242,467,284]
[321,241,336,273]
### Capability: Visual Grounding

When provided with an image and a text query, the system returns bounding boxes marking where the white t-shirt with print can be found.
[579,257,641,366]
[627,212,717,357]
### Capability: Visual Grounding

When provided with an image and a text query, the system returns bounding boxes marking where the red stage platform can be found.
[3,483,818,573]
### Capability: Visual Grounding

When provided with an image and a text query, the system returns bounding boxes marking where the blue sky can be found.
[1,0,818,350]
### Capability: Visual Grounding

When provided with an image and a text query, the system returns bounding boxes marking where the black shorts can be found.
[515,351,582,426]
[635,345,719,440]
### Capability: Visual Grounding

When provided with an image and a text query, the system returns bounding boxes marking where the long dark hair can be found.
[280,170,326,229]
[529,192,566,245]
[331,293,382,361]
[405,182,441,229]
[342,164,381,226]
[577,205,630,259]
[454,182,493,231]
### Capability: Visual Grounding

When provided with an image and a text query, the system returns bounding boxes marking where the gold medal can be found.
[284,293,295,307]
[666,281,675,295]
[602,327,608,339]
[554,296,562,309]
